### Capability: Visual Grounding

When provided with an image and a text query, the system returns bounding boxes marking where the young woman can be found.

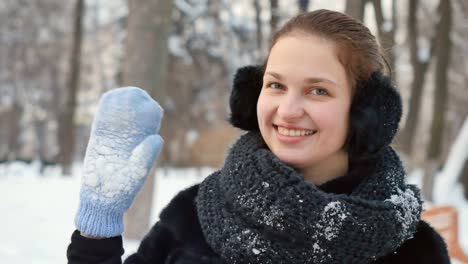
[67,9,450,264]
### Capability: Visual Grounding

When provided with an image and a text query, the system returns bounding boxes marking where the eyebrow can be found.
[265,71,337,86]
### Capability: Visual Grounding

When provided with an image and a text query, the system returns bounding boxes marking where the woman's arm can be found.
[67,222,178,264]
[124,222,179,264]
[374,220,450,263]
[67,230,124,264]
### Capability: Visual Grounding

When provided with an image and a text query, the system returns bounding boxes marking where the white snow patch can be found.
[185,129,199,146]
[417,45,430,62]
[324,201,348,221]
[313,243,321,251]
[318,201,349,241]
[245,233,266,256]
[168,36,192,64]
[0,162,210,263]
[385,188,420,232]
[261,205,284,230]
[382,21,393,32]
[175,0,207,19]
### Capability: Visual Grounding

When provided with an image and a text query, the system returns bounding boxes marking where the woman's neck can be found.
[300,150,349,185]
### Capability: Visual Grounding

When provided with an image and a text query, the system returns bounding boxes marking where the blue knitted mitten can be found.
[75,87,164,238]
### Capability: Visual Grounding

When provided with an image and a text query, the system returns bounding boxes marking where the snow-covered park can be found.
[0,162,212,263]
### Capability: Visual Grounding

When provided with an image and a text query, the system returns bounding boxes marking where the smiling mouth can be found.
[273,125,317,137]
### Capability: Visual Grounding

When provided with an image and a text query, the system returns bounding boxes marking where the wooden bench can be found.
[422,206,468,263]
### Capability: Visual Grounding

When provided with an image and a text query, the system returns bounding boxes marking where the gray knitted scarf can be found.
[196,132,422,264]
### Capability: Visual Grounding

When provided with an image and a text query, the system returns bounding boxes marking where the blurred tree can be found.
[345,0,367,21]
[254,0,263,51]
[0,0,70,166]
[123,0,174,240]
[298,0,310,13]
[421,0,454,201]
[448,0,468,196]
[371,0,396,77]
[463,161,468,199]
[427,0,452,161]
[398,0,453,201]
[0,3,24,162]
[270,0,279,34]
[5,101,23,161]
[2,43,23,162]
[58,0,84,176]
[397,0,436,156]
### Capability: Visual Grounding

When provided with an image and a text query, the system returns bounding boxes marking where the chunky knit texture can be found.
[196,132,422,264]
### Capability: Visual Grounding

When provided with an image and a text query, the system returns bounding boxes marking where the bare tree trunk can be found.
[6,101,23,161]
[123,0,174,240]
[345,0,367,21]
[254,0,262,51]
[5,44,24,162]
[427,0,452,161]
[422,160,439,201]
[397,0,435,156]
[420,0,452,202]
[462,161,468,199]
[372,0,396,76]
[270,0,279,35]
[34,119,48,174]
[58,0,84,175]
[298,0,309,13]
[122,0,172,101]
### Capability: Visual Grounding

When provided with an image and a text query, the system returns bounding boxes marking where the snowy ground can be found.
[0,161,466,263]
[0,161,210,264]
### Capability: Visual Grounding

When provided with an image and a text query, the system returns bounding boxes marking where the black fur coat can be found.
[67,181,450,264]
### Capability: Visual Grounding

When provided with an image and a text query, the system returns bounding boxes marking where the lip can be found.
[273,125,316,144]
[274,124,315,131]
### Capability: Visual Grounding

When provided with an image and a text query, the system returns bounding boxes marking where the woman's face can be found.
[257,34,352,176]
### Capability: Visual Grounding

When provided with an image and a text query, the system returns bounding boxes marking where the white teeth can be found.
[277,126,316,137]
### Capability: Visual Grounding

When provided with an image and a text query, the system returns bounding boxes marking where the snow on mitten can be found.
[75,87,164,238]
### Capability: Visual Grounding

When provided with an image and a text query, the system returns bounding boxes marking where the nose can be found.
[277,93,304,121]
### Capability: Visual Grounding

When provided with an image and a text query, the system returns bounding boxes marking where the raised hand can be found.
[75,87,164,238]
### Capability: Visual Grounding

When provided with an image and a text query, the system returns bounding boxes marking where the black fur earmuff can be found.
[228,66,402,157]
[228,65,264,131]
[346,72,402,158]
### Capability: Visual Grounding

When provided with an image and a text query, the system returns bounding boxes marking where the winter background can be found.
[0,0,467,263]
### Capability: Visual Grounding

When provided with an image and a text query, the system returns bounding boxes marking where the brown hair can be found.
[267,9,386,89]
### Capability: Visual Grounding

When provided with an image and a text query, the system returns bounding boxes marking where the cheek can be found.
[256,93,272,124]
[312,103,350,137]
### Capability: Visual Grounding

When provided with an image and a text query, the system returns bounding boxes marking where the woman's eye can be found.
[267,82,284,90]
[310,88,328,96]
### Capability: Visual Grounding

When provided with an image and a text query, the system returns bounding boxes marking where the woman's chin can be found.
[274,153,312,169]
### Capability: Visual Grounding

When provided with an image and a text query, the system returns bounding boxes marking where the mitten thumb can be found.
[129,134,164,185]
